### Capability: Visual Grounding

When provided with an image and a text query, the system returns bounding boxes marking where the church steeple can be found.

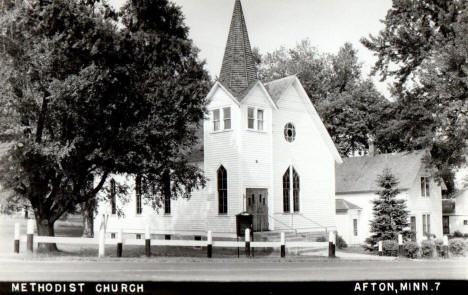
[219,0,258,96]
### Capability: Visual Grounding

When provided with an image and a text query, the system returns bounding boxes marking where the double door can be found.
[246,188,269,232]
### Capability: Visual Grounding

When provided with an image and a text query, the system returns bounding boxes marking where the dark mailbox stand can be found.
[236,212,254,258]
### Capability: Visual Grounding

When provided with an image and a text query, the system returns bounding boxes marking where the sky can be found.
[109,0,394,98]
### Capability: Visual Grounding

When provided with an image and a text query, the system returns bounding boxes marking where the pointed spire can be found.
[219,0,258,96]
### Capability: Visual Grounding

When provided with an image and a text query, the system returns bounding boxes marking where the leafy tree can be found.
[258,40,390,156]
[361,0,468,195]
[0,0,210,250]
[364,169,410,251]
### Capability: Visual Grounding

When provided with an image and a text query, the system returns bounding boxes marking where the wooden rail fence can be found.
[14,221,338,258]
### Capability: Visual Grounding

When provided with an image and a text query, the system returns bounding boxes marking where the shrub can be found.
[449,238,466,256]
[403,241,419,258]
[463,233,468,238]
[434,238,444,257]
[382,240,398,256]
[404,231,417,242]
[336,234,347,249]
[315,236,327,242]
[453,230,463,238]
[421,240,435,258]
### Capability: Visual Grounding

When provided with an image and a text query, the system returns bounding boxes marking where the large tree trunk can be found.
[81,199,95,238]
[35,218,58,252]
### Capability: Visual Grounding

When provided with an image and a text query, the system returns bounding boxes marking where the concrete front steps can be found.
[253,230,329,256]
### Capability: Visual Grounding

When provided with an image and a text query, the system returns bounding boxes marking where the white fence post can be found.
[98,215,106,258]
[245,228,251,257]
[26,219,34,253]
[145,225,151,257]
[378,240,383,256]
[14,223,20,253]
[207,230,213,258]
[280,232,286,258]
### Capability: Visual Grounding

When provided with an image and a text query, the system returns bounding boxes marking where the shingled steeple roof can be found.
[219,0,258,97]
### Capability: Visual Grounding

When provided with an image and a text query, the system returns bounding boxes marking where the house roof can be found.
[335,150,428,194]
[454,186,468,198]
[218,0,258,97]
[335,199,361,211]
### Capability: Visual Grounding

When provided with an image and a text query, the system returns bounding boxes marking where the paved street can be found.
[0,257,466,281]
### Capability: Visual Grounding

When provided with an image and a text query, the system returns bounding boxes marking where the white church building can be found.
[95,0,342,238]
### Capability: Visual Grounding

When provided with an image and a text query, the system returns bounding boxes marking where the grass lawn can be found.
[0,214,279,258]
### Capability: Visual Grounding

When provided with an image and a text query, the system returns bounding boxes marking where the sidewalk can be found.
[302,249,397,261]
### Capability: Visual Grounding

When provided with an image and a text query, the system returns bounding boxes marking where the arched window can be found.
[293,168,300,212]
[283,166,300,213]
[283,168,290,213]
[217,166,228,214]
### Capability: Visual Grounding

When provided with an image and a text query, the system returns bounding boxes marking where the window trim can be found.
[421,177,430,197]
[283,168,290,213]
[257,109,264,131]
[217,165,228,214]
[292,168,300,212]
[246,106,265,131]
[223,107,231,130]
[422,213,431,236]
[353,219,358,236]
[213,109,220,131]
[284,122,296,142]
[247,107,255,129]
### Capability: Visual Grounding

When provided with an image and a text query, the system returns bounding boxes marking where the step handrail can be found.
[267,214,298,235]
[296,213,328,234]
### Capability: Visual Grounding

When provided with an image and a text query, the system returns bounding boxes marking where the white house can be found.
[335,150,444,245]
[442,187,468,235]
[94,0,342,238]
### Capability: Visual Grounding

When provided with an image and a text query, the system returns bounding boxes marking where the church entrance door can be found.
[246,188,269,232]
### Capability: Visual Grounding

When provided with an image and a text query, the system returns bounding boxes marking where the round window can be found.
[284,123,296,142]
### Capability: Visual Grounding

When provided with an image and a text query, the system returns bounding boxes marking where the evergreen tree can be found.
[365,169,410,251]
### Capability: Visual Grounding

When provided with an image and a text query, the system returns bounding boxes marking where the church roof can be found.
[264,75,297,104]
[219,0,258,98]
[335,150,428,194]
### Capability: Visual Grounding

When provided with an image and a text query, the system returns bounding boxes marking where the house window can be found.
[283,168,290,213]
[284,123,296,142]
[257,109,264,131]
[353,219,358,236]
[135,176,143,215]
[164,195,171,214]
[110,179,116,215]
[223,107,231,130]
[217,166,228,214]
[213,109,220,131]
[410,216,416,233]
[248,107,255,129]
[422,214,431,236]
[292,168,300,212]
[421,177,430,197]
[464,220,467,226]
